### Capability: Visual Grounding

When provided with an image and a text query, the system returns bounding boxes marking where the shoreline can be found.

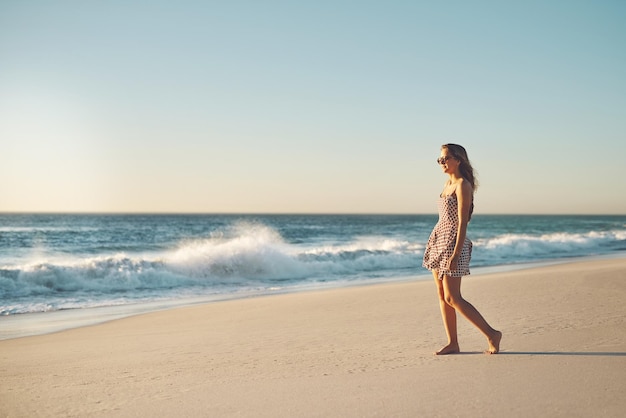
[1,257,626,417]
[2,252,625,341]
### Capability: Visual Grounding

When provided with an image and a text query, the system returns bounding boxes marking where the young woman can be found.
[423,144,502,355]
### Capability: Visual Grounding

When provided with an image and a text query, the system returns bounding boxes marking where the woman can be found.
[423,144,501,355]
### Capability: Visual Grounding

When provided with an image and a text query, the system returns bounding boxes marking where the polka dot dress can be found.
[423,194,472,280]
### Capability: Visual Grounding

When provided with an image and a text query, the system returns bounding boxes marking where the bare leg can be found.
[442,275,502,354]
[433,271,460,355]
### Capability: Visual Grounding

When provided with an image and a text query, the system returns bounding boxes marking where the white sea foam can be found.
[470,230,626,267]
[165,222,304,280]
[475,230,625,254]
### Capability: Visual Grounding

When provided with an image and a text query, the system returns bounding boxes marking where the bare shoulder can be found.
[455,178,473,196]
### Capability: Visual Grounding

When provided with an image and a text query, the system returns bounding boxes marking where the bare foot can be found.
[435,343,460,355]
[485,331,502,354]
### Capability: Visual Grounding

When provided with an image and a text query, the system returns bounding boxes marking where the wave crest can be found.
[474,230,626,258]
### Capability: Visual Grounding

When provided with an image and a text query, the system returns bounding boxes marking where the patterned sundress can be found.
[422,194,472,280]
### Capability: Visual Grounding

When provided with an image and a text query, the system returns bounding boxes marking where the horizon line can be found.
[1,211,624,217]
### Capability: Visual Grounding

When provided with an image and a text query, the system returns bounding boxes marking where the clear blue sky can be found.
[1,0,625,214]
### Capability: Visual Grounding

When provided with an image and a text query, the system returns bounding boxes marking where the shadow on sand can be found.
[447,351,626,357]
[500,351,626,357]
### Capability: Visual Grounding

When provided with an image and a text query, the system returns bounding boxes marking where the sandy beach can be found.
[1,257,625,417]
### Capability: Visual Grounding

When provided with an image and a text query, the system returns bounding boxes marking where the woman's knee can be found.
[444,294,456,306]
[442,275,463,307]
[443,290,464,307]
[446,292,470,309]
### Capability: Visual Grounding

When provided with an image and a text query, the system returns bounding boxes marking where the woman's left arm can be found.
[448,179,472,270]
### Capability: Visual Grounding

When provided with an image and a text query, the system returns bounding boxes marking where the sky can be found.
[1,0,625,214]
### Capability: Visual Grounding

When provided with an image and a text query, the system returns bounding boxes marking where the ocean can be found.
[1,213,625,338]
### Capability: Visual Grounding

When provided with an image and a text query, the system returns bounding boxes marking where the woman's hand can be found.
[447,254,459,271]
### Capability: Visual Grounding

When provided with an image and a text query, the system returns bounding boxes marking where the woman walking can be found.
[423,144,501,355]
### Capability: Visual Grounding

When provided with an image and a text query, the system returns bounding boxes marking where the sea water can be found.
[1,213,625,337]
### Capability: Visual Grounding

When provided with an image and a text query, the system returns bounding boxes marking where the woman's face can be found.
[437,149,459,174]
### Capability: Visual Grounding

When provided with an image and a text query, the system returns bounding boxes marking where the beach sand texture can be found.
[1,258,625,417]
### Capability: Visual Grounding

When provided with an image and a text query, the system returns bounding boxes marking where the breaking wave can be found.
[472,230,626,265]
[0,222,423,314]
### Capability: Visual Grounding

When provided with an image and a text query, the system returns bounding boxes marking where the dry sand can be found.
[1,258,625,417]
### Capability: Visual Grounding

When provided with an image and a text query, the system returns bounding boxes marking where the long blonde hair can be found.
[442,143,478,219]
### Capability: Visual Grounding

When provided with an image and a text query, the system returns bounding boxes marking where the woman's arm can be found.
[448,179,472,270]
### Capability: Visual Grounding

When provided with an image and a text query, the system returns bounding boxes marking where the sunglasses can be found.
[436,155,454,165]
